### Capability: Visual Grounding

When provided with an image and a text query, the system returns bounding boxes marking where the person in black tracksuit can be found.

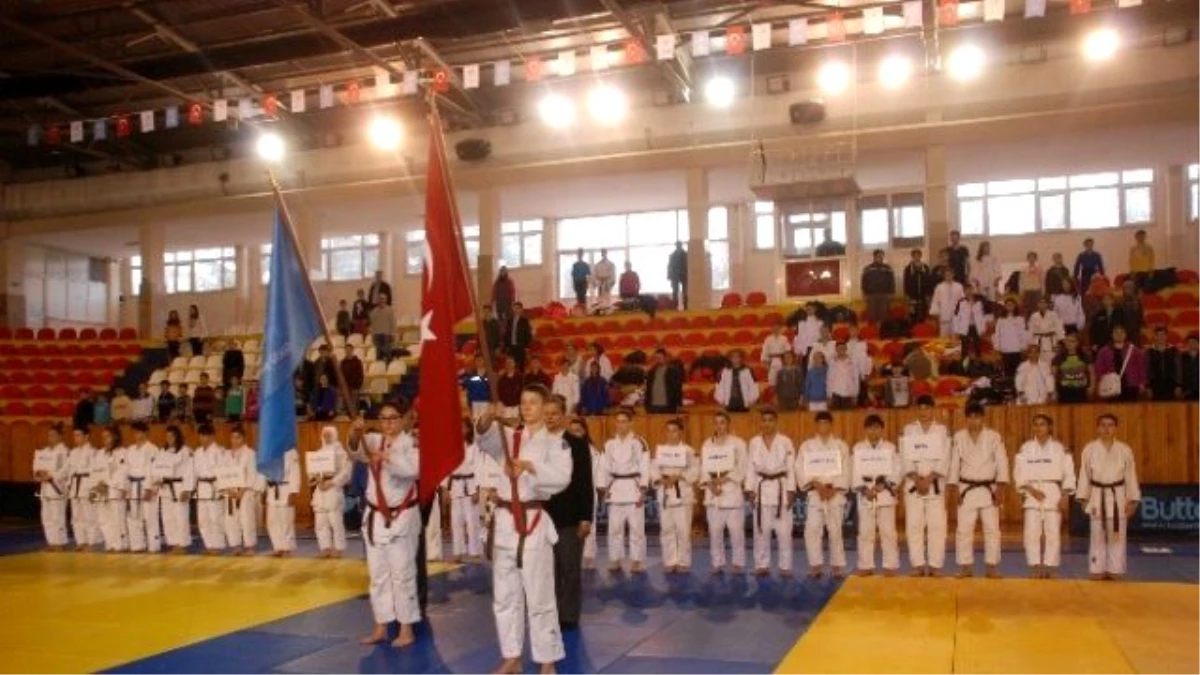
[903,249,933,323]
[545,397,594,630]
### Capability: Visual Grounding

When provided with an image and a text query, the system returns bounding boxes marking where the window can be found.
[781,202,847,258]
[500,219,544,268]
[164,247,236,294]
[706,206,730,291]
[754,201,776,249]
[1187,163,1198,222]
[955,167,1154,235]
[262,234,380,284]
[857,193,925,247]
[130,255,142,296]
[406,227,478,275]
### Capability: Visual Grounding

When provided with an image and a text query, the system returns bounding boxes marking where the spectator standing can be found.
[774,352,804,412]
[903,249,933,322]
[156,382,175,422]
[570,250,591,307]
[994,298,1029,377]
[644,349,683,414]
[944,230,971,285]
[1128,229,1155,284]
[803,351,830,411]
[929,267,965,338]
[861,250,896,324]
[222,340,245,388]
[953,286,990,357]
[492,266,516,324]
[1027,297,1065,365]
[461,355,492,419]
[131,382,154,422]
[340,345,365,406]
[586,343,614,382]
[186,305,207,357]
[1145,326,1179,401]
[1019,252,1044,314]
[1053,334,1091,403]
[827,342,860,410]
[1015,345,1055,405]
[351,289,371,332]
[1089,294,1126,350]
[525,356,553,390]
[579,362,610,416]
[73,389,95,430]
[1180,332,1199,399]
[110,388,133,422]
[1094,325,1147,401]
[970,242,1003,302]
[761,323,791,386]
[480,305,502,358]
[593,250,617,309]
[552,358,581,414]
[93,393,111,426]
[565,344,586,380]
[505,302,533,370]
[1118,280,1144,346]
[714,349,759,413]
[225,376,246,421]
[369,297,395,363]
[1044,253,1071,298]
[1074,238,1105,295]
[618,262,641,302]
[311,373,337,420]
[545,397,594,631]
[175,384,192,422]
[292,376,308,419]
[245,382,260,421]
[192,373,216,424]
[367,270,392,308]
[668,242,688,310]
[311,344,339,397]
[1052,279,1086,336]
[335,299,353,339]
[165,310,183,361]
[495,358,524,418]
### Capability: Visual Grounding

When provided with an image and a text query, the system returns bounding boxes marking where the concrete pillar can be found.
[248,246,265,329]
[0,238,26,329]
[116,257,135,329]
[105,259,120,327]
[924,145,950,257]
[1163,165,1187,270]
[137,222,165,339]
[685,168,711,310]
[378,230,394,285]
[728,203,748,294]
[542,217,558,302]
[232,245,251,329]
[477,189,501,304]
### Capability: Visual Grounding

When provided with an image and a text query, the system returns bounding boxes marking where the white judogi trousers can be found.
[582,501,598,561]
[1024,508,1063,567]
[313,491,347,553]
[267,504,296,552]
[492,527,563,664]
[40,496,69,546]
[97,500,128,551]
[125,492,162,553]
[804,496,847,569]
[904,491,947,569]
[753,501,793,572]
[450,496,481,558]
[956,497,1001,566]
[856,499,899,571]
[224,493,259,550]
[366,506,422,625]
[660,503,693,569]
[70,498,101,547]
[1087,485,1132,576]
[159,493,192,549]
[607,502,646,565]
[197,498,226,551]
[426,498,443,561]
[706,506,745,569]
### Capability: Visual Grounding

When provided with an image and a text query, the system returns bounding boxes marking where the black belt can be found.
[128,476,146,516]
[449,473,475,497]
[958,479,996,505]
[659,470,685,501]
[494,499,546,569]
[756,471,788,531]
[71,473,90,499]
[860,476,895,499]
[908,476,941,496]
[226,492,242,516]
[162,477,183,502]
[268,481,284,502]
[1092,479,1126,534]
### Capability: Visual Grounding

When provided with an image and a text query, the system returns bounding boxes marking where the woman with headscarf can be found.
[310,425,353,558]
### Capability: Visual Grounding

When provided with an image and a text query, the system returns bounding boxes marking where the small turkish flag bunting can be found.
[725,25,745,55]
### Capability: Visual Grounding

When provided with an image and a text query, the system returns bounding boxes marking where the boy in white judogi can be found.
[761,323,791,386]
[67,427,101,550]
[426,488,444,562]
[851,415,901,576]
[948,403,1009,578]
[91,427,128,552]
[475,388,572,674]
[122,422,163,553]
[650,417,699,574]
[1015,345,1055,405]
[1076,413,1141,580]
[265,448,301,556]
[192,423,227,553]
[792,305,824,363]
[746,408,796,577]
[33,424,70,550]
[155,427,195,553]
[598,408,650,574]
[796,411,850,578]
[582,435,602,569]
[444,424,482,562]
[700,412,748,574]
[901,396,951,576]
[219,427,262,555]
[929,268,965,338]
[1026,298,1064,366]
[309,425,351,558]
[1013,414,1076,578]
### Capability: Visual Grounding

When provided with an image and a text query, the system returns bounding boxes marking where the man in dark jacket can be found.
[545,395,594,630]
[1181,332,1199,399]
[73,389,95,431]
[481,304,503,359]
[861,250,896,324]
[644,348,684,414]
[340,344,365,406]
[1088,294,1126,349]
[367,270,392,307]
[222,340,245,388]
[944,230,970,285]
[1146,326,1179,401]
[667,242,688,310]
[903,249,933,322]
[1044,252,1071,297]
[505,302,533,370]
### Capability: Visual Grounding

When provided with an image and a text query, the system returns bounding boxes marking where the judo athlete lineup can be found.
[9,397,1197,674]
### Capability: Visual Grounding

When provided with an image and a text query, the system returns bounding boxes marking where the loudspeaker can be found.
[455,138,491,162]
[789,100,826,125]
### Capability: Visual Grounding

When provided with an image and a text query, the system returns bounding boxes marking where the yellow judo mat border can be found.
[0,551,456,674]
[775,576,1199,674]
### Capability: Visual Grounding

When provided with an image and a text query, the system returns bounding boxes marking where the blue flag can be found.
[256,212,323,482]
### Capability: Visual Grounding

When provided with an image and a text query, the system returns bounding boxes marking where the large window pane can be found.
[194,261,222,291]
[708,206,728,241]
[860,207,889,246]
[628,211,679,245]
[500,235,522,268]
[1070,172,1119,189]
[330,248,362,280]
[1122,169,1153,184]
[1124,186,1152,224]
[756,214,775,249]
[523,233,543,265]
[708,240,730,290]
[987,179,1035,196]
[1040,194,1066,230]
[1070,188,1120,230]
[894,205,925,238]
[959,199,985,235]
[987,195,1036,235]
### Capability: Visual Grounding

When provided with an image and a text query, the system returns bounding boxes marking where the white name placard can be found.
[215,464,245,490]
[33,450,60,475]
[901,433,945,463]
[306,449,337,477]
[656,446,688,470]
[854,449,894,479]
[802,447,843,479]
[703,447,734,475]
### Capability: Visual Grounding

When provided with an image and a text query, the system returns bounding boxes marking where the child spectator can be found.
[929,267,965,338]
[92,393,111,426]
[225,376,246,421]
[110,388,133,422]
[994,298,1028,377]
[579,361,610,416]
[311,373,337,420]
[1053,334,1091,403]
[131,382,154,422]
[774,351,804,412]
[175,384,192,423]
[460,355,492,419]
[1052,279,1086,336]
[715,349,759,413]
[192,373,216,424]
[804,350,830,411]
[1015,345,1055,405]
[156,381,176,422]
[335,299,353,339]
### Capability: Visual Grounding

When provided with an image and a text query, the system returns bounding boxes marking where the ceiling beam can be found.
[598,0,691,97]
[124,5,263,98]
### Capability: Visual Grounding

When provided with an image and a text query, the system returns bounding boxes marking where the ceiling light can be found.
[1082,28,1120,62]
[255,132,285,163]
[366,115,403,151]
[816,60,852,95]
[704,75,736,108]
[587,85,628,125]
[537,93,575,129]
[946,44,986,81]
[878,55,913,89]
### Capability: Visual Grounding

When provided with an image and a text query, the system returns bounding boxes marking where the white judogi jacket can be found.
[599,433,650,504]
[1076,440,1140,520]
[761,335,791,366]
[89,448,124,502]
[123,441,162,503]
[700,434,747,509]
[476,423,572,550]
[949,428,1009,509]
[901,421,951,500]
[650,443,699,508]
[66,445,97,501]
[443,443,481,499]
[1013,438,1076,511]
[796,435,851,506]
[192,443,225,501]
[747,434,797,525]
[153,447,195,503]
[715,368,759,408]
[1027,311,1064,354]
[793,316,823,356]
[952,298,991,336]
[930,281,965,320]
[34,443,69,500]
[217,446,263,495]
[846,338,873,381]
[1016,360,1055,404]
[851,440,901,507]
[551,372,580,413]
[264,449,301,507]
[993,316,1029,355]
[308,433,351,512]
[1053,294,1086,328]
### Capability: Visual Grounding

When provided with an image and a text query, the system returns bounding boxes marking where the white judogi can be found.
[34,443,69,546]
[650,442,699,569]
[952,298,990,338]
[598,433,650,566]
[67,444,102,547]
[714,368,760,410]
[994,316,1029,358]
[949,428,1009,567]
[593,258,616,307]
[582,445,602,562]
[91,448,129,551]
[1016,359,1055,405]
[1013,437,1076,568]
[444,443,482,559]
[851,439,901,572]
[192,442,227,551]
[700,434,748,570]
[761,334,791,386]
[552,373,580,415]
[1077,440,1140,576]
[1027,310,1064,364]
[309,433,351,553]
[427,495,443,562]
[930,281,965,337]
[123,441,163,553]
[746,434,796,572]
[792,316,823,358]
[154,446,195,549]
[901,421,951,570]
[265,449,301,553]
[218,446,262,550]
[476,422,572,665]
[796,435,850,570]
[351,431,422,627]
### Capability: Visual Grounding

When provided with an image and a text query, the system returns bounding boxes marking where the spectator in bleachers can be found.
[340,345,365,407]
[815,228,845,257]
[579,362,610,416]
[803,350,829,411]
[496,357,524,418]
[586,342,614,382]
[73,389,95,431]
[192,373,216,424]
[828,342,860,410]
[1128,229,1155,285]
[553,358,581,414]
[970,242,1002,302]
[882,359,911,408]
[369,295,395,363]
[222,340,245,388]
[903,248,933,323]
[212,387,226,422]
[311,373,337,421]
[618,261,642,304]
[944,230,971,286]
[846,323,873,405]
[565,344,586,380]
[808,323,836,367]
[165,310,183,361]
[525,356,553,390]
[761,323,791,386]
[1016,345,1055,405]
[460,354,491,419]
[1019,252,1044,314]
[1094,325,1147,401]
[793,302,825,370]
[953,285,990,358]
[492,266,516,324]
[1118,279,1144,347]
[335,299,353,339]
[367,270,392,308]
[245,382,260,421]
[292,376,308,420]
[668,242,688,310]
[92,393,111,426]
[1027,297,1064,365]
[132,382,154,422]
[1089,293,1125,350]
[225,375,246,422]
[110,388,133,422]
[947,343,993,380]
[1074,237,1105,294]
[1181,332,1199,399]
[571,249,591,307]
[186,305,207,357]
[1146,326,1180,401]
[715,349,759,413]
[175,383,192,422]
[1052,279,1086,336]
[593,249,617,309]
[352,289,370,332]
[644,348,683,414]
[312,344,339,395]
[903,342,937,381]
[995,298,1029,377]
[505,302,533,370]
[861,250,896,324]
[1054,334,1091,404]
[156,381,175,422]
[1044,253,1071,298]
[775,352,804,412]
[930,267,965,338]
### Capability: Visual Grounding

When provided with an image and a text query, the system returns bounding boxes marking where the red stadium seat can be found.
[1175,310,1199,328]
[36,328,55,341]
[737,313,760,328]
[1167,292,1197,309]
[9,371,31,384]
[0,373,7,385]
[578,321,598,335]
[684,333,706,347]
[594,337,613,350]
[1177,270,1199,284]
[832,325,850,342]
[666,316,688,331]
[50,385,72,399]
[4,401,30,415]
[525,307,545,320]
[46,359,67,370]
[911,379,933,398]
[678,349,697,364]
[749,347,762,362]
[714,314,737,328]
[763,312,784,326]
[1142,294,1166,310]
[79,328,98,340]
[536,323,558,339]
[700,348,722,359]
[544,338,565,352]
[0,384,20,398]
[760,386,776,404]
[89,358,108,370]
[720,293,743,309]
[31,402,54,416]
[746,291,768,307]
[912,322,936,338]
[689,316,713,329]
[0,344,13,356]
[663,334,684,348]
[636,335,657,350]
[99,328,118,340]
[608,353,624,368]
[750,365,768,382]
[119,327,139,340]
[935,378,962,397]
[57,328,78,340]
[18,344,40,357]
[1145,311,1170,328]
[883,341,906,363]
[684,387,705,403]
[27,358,48,371]
[614,335,635,350]
[56,401,74,417]
[859,323,880,340]
[0,327,11,340]
[27,385,50,399]
[709,331,731,345]
[887,305,908,320]
[61,344,83,356]
[15,328,34,340]
[690,368,713,383]
[733,330,755,344]
[866,342,880,357]
[624,318,648,333]
[599,320,621,334]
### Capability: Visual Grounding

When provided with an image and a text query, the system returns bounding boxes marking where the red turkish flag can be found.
[187,102,203,126]
[116,115,131,138]
[433,69,450,92]
[624,39,646,64]
[525,57,543,82]
[725,25,746,55]
[263,94,278,118]
[44,124,61,146]
[939,0,959,25]
[827,12,846,42]
[1070,0,1091,14]
[416,112,473,508]
[345,80,360,104]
